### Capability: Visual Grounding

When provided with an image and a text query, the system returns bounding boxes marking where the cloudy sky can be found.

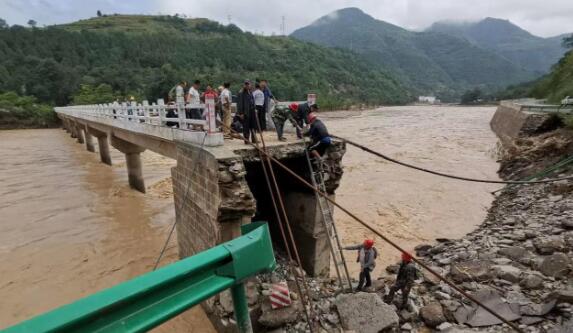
[1,0,572,37]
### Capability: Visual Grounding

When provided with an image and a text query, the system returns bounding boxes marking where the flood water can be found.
[0,105,499,330]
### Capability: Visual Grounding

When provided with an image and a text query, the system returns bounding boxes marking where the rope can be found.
[222,124,523,332]
[332,135,573,185]
[152,132,208,271]
[252,117,316,332]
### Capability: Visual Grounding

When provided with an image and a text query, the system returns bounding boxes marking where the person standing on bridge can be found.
[220,82,233,138]
[272,103,299,141]
[237,80,257,144]
[344,239,378,292]
[305,111,332,159]
[260,79,276,131]
[187,80,202,130]
[253,83,265,131]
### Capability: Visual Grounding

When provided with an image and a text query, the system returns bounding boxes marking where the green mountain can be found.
[291,8,538,101]
[428,18,568,74]
[531,50,573,103]
[0,15,412,110]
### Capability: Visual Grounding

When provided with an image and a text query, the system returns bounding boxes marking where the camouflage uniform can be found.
[384,261,418,309]
[271,105,297,140]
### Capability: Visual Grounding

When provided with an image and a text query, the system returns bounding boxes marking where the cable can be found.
[222,124,524,332]
[332,135,573,185]
[152,132,208,271]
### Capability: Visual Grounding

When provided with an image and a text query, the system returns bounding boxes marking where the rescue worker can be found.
[305,111,332,159]
[272,103,299,141]
[344,239,378,292]
[384,252,418,309]
[293,102,318,138]
[237,80,257,144]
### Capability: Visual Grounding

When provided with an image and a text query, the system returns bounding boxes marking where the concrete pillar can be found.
[70,121,77,138]
[97,136,112,165]
[84,126,95,152]
[76,124,85,144]
[111,135,146,193]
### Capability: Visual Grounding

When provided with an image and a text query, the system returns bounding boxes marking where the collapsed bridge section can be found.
[172,139,346,276]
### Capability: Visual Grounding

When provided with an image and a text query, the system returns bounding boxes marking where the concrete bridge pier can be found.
[69,120,77,139]
[87,127,112,166]
[84,126,96,153]
[75,123,85,144]
[111,135,146,193]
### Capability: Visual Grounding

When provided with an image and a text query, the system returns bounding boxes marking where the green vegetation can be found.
[291,8,537,102]
[531,50,573,103]
[0,92,58,129]
[0,14,411,130]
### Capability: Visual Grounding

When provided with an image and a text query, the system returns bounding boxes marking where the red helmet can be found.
[307,112,318,123]
[289,103,299,112]
[363,239,374,249]
[401,252,413,262]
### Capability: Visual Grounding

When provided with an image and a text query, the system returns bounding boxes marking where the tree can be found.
[563,34,573,49]
[27,19,37,28]
[461,88,483,104]
[97,10,102,17]
[0,18,8,29]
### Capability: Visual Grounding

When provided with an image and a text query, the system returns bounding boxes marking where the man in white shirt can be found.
[186,80,201,130]
[252,83,265,131]
[220,82,233,137]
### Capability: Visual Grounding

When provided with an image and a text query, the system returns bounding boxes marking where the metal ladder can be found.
[304,149,353,291]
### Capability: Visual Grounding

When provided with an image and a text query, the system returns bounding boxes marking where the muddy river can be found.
[0,105,499,331]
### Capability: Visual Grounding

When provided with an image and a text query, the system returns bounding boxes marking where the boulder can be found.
[549,318,573,333]
[548,289,573,304]
[258,299,302,328]
[539,252,571,278]
[493,265,522,283]
[498,246,530,261]
[335,292,398,333]
[520,274,544,290]
[422,266,443,285]
[520,300,556,316]
[219,290,235,314]
[449,261,493,283]
[420,303,446,328]
[562,220,573,230]
[533,237,565,255]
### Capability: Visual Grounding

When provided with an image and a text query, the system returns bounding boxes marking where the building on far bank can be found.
[418,96,439,104]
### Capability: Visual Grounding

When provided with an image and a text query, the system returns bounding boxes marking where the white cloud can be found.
[1,0,572,37]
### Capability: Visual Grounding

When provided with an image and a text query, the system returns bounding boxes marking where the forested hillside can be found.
[428,18,567,74]
[0,15,412,114]
[291,8,538,101]
[531,50,573,103]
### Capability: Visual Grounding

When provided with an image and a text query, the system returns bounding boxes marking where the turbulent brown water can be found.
[0,105,499,330]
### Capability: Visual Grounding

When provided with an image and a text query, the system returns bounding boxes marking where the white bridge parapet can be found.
[55,98,224,147]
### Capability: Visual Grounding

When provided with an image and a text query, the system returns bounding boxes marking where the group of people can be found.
[169,79,331,159]
[344,240,419,309]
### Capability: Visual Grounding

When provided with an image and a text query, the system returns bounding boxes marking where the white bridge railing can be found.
[55,97,223,146]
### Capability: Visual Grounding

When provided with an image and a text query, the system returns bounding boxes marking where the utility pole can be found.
[280,16,286,36]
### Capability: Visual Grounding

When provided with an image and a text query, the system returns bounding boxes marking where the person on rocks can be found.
[384,252,418,309]
[237,80,257,144]
[344,239,378,292]
[272,102,300,141]
[304,111,332,159]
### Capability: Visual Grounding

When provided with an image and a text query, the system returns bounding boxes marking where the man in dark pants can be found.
[305,111,332,159]
[344,239,377,291]
[384,252,418,309]
[237,80,257,144]
[293,102,318,138]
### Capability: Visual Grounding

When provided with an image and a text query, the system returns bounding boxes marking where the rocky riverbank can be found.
[207,118,573,333]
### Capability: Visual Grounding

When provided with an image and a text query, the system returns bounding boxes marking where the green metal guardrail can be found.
[1,222,275,333]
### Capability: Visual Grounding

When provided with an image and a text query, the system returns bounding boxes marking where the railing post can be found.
[205,95,216,134]
[143,100,150,124]
[178,102,186,129]
[231,283,253,333]
[157,99,166,126]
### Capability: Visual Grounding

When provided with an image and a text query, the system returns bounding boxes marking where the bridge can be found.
[55,97,347,303]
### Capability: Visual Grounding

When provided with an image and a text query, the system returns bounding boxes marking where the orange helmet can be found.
[307,112,318,123]
[401,252,413,262]
[363,239,374,249]
[289,103,299,112]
